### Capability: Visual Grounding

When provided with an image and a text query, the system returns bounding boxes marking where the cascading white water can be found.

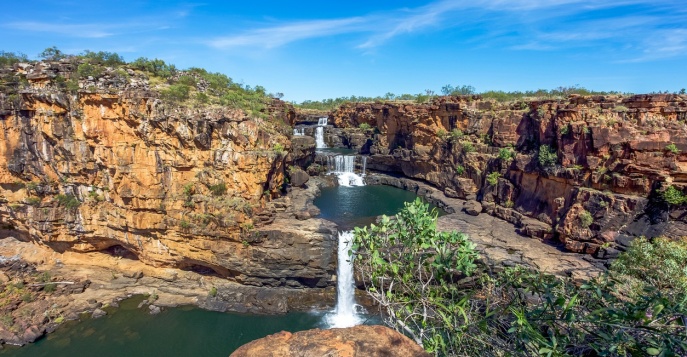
[361,156,367,177]
[315,117,328,149]
[293,127,305,136]
[326,231,364,328]
[327,155,365,186]
[315,127,326,148]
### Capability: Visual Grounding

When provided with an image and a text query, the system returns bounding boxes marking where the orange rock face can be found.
[0,61,333,290]
[330,94,687,257]
[230,325,430,357]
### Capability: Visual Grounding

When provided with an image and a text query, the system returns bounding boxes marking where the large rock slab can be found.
[230,325,430,357]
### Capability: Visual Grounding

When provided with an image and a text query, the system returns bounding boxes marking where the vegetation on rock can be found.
[353,201,687,356]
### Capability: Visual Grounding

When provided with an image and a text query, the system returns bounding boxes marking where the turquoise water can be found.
[314,185,444,230]
[2,184,432,356]
[0,297,325,357]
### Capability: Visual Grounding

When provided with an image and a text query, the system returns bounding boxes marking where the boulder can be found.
[230,325,430,357]
[91,308,107,319]
[464,200,482,216]
[289,168,310,187]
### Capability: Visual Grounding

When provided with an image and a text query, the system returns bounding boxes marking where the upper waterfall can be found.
[316,117,327,149]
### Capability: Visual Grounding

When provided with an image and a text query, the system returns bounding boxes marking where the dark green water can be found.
[2,184,431,356]
[0,297,324,357]
[314,185,443,230]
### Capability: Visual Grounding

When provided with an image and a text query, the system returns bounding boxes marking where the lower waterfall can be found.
[326,231,364,328]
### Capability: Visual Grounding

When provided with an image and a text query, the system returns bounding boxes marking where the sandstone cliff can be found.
[0,58,335,290]
[328,95,687,260]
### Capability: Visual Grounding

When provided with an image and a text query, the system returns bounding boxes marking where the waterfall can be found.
[315,117,327,149]
[293,127,304,136]
[315,127,326,148]
[361,156,367,177]
[327,155,365,187]
[326,231,364,328]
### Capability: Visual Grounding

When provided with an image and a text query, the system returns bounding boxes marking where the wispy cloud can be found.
[4,21,114,38]
[623,29,687,62]
[1,4,196,39]
[206,0,685,58]
[208,17,368,49]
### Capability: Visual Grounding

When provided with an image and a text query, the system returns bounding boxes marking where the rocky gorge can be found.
[0,55,685,354]
[316,94,687,265]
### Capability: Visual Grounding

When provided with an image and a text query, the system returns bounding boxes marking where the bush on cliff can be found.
[352,200,687,356]
[538,144,558,168]
[661,185,687,206]
[611,236,687,294]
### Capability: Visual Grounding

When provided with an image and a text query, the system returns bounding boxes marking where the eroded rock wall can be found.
[329,95,687,256]
[0,60,334,290]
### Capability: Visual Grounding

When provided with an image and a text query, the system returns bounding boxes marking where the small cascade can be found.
[361,156,367,177]
[327,155,365,187]
[315,117,328,149]
[315,127,326,148]
[326,231,364,328]
[293,127,305,136]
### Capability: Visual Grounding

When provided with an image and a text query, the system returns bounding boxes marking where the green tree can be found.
[39,46,66,61]
[352,199,479,353]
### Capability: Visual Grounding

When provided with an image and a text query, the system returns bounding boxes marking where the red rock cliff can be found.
[329,94,687,258]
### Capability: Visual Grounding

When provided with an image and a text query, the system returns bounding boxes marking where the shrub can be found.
[161,84,191,103]
[462,142,475,153]
[498,148,515,161]
[77,63,104,78]
[559,124,570,135]
[0,51,29,66]
[179,219,191,229]
[436,129,448,140]
[177,75,197,87]
[486,172,501,186]
[358,123,371,130]
[195,92,209,104]
[130,57,177,78]
[55,194,80,209]
[273,143,284,153]
[449,129,463,141]
[209,286,218,297]
[208,182,227,196]
[352,199,479,353]
[666,143,680,154]
[455,165,465,176]
[25,196,41,206]
[79,50,125,66]
[579,210,593,228]
[611,236,687,292]
[538,144,557,167]
[661,185,687,205]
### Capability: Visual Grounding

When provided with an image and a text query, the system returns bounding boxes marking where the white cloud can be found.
[4,21,114,38]
[207,17,368,49]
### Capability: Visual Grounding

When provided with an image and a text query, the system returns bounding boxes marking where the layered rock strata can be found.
[329,95,687,256]
[0,59,334,291]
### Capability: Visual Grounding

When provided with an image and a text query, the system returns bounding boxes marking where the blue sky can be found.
[1,1,685,101]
